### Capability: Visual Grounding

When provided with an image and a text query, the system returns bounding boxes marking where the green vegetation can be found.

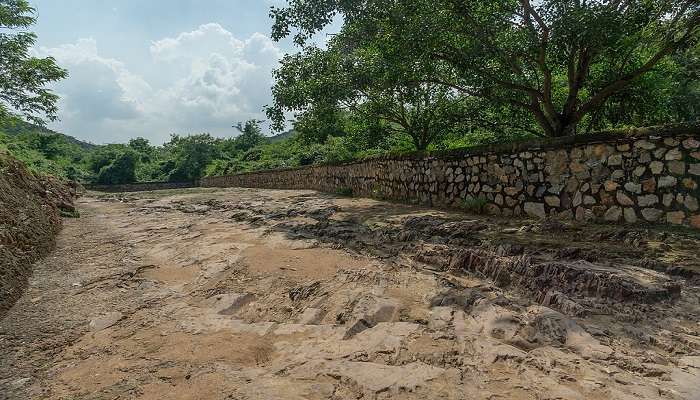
[458,197,489,214]
[268,0,698,145]
[0,0,67,124]
[0,118,370,185]
[335,187,354,197]
[0,118,93,181]
[0,0,698,185]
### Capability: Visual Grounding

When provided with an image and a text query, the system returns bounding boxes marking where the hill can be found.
[0,118,95,150]
[0,118,94,181]
[268,129,297,143]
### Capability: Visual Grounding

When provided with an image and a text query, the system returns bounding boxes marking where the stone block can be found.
[504,186,520,196]
[641,208,664,222]
[607,154,622,166]
[544,196,560,207]
[666,212,686,225]
[667,161,686,175]
[641,178,656,193]
[663,193,674,207]
[664,148,682,161]
[637,195,659,207]
[572,191,583,207]
[690,215,700,229]
[616,192,634,206]
[649,161,664,174]
[689,164,700,176]
[653,148,667,159]
[583,195,597,206]
[682,178,697,190]
[634,140,656,150]
[604,180,619,191]
[623,208,638,224]
[611,170,625,181]
[624,182,641,194]
[494,194,504,206]
[604,206,622,222]
[524,202,546,218]
[632,166,646,177]
[657,176,677,188]
[683,138,700,149]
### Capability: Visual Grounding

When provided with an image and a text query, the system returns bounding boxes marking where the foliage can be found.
[267,33,473,150]
[164,134,222,181]
[457,196,489,214]
[95,150,137,184]
[270,0,699,138]
[0,0,68,124]
[231,120,268,152]
[0,118,91,180]
[335,187,354,197]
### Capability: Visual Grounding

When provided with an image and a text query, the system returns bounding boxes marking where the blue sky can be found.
[29,0,339,144]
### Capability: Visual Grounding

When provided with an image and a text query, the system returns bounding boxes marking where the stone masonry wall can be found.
[203,124,700,228]
[85,181,197,193]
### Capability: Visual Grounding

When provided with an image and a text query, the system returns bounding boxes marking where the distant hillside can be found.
[0,118,95,150]
[268,129,297,143]
[0,117,94,181]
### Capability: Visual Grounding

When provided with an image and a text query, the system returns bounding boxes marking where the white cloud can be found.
[37,24,284,144]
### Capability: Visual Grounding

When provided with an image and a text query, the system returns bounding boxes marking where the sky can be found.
[29,0,340,144]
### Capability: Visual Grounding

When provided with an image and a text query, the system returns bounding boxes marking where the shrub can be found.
[335,187,353,197]
[457,196,488,214]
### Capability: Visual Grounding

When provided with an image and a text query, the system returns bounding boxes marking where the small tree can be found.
[232,120,267,152]
[164,134,220,181]
[0,0,68,124]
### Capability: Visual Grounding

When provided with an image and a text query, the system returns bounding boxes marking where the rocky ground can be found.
[1,187,699,399]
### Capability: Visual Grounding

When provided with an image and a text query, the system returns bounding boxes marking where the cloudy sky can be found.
[29,0,339,144]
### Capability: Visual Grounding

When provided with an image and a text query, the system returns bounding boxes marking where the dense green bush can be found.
[96,150,137,184]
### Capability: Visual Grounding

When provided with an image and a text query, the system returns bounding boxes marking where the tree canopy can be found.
[0,0,67,124]
[269,0,699,142]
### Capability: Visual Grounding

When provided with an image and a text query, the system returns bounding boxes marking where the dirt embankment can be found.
[0,153,79,318]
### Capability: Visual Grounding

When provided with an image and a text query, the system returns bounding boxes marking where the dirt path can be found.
[1,188,699,399]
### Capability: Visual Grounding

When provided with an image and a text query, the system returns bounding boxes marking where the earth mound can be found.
[0,152,79,318]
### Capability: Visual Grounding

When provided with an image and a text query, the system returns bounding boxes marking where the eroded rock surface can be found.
[1,187,698,399]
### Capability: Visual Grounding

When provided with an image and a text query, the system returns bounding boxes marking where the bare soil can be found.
[1,187,699,399]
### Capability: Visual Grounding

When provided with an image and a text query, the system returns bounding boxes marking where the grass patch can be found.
[457,197,488,214]
[60,208,81,218]
[335,187,353,197]
[370,184,387,200]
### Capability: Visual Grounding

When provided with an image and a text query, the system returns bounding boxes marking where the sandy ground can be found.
[1,187,699,399]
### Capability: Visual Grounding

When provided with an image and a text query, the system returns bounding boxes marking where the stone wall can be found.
[201,124,699,228]
[85,181,197,193]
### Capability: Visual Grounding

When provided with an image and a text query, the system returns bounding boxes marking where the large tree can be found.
[271,0,699,137]
[267,35,470,150]
[0,0,67,124]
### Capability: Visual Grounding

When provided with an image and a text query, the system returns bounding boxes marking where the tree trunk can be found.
[551,114,579,137]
